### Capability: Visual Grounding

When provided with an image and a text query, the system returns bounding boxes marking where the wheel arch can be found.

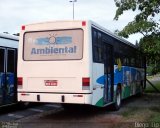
[117,83,122,93]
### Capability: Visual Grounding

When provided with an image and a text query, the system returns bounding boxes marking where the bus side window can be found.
[131,57,135,67]
[93,46,103,63]
[92,29,104,63]
[124,57,130,66]
[7,49,16,73]
[93,46,99,62]
[0,49,5,72]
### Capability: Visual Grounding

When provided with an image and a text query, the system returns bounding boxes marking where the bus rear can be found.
[17,21,93,105]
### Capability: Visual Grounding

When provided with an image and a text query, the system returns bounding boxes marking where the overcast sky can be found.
[0,0,142,44]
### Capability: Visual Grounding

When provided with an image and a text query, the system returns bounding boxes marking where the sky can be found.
[0,0,143,44]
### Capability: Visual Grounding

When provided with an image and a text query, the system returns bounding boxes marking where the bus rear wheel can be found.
[113,88,121,111]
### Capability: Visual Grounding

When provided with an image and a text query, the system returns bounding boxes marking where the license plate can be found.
[44,80,58,86]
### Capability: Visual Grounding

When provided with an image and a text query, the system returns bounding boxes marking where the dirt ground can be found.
[17,93,160,128]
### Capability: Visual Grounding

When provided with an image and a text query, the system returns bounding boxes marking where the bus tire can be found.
[113,88,121,111]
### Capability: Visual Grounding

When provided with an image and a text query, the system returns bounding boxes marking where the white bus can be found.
[18,20,146,110]
[0,33,18,107]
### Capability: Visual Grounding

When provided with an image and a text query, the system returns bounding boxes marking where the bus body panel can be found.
[18,61,90,93]
[92,63,104,106]
[18,21,93,104]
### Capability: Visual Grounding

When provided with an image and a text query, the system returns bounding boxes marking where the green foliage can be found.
[114,0,160,21]
[146,65,154,76]
[114,0,160,37]
[139,33,160,63]
[114,0,160,71]
[118,20,157,38]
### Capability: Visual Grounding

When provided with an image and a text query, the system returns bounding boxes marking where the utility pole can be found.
[69,0,77,20]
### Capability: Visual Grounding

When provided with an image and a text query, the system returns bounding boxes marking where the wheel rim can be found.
[116,92,121,106]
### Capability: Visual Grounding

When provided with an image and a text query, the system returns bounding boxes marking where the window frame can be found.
[23,28,84,61]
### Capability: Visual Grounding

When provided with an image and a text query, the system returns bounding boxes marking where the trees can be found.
[114,0,160,37]
[114,0,160,73]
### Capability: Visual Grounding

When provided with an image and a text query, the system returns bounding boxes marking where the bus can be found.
[17,20,146,110]
[0,33,18,107]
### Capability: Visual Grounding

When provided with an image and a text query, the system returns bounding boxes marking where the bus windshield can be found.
[23,29,83,61]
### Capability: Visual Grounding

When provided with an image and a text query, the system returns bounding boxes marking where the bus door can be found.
[0,48,5,105]
[103,43,114,104]
[6,49,17,104]
[0,48,17,105]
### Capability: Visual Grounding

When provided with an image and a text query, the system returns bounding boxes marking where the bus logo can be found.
[35,35,72,45]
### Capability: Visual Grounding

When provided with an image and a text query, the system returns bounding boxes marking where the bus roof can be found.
[22,20,137,49]
[90,20,137,49]
[0,33,19,48]
[0,33,19,41]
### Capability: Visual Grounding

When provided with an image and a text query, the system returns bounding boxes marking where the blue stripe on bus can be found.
[96,66,143,86]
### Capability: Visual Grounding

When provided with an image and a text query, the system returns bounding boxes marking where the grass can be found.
[148,107,160,122]
[149,107,160,112]
[121,107,160,123]
[120,89,160,123]
[121,107,138,117]
[149,113,160,122]
[145,82,160,93]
